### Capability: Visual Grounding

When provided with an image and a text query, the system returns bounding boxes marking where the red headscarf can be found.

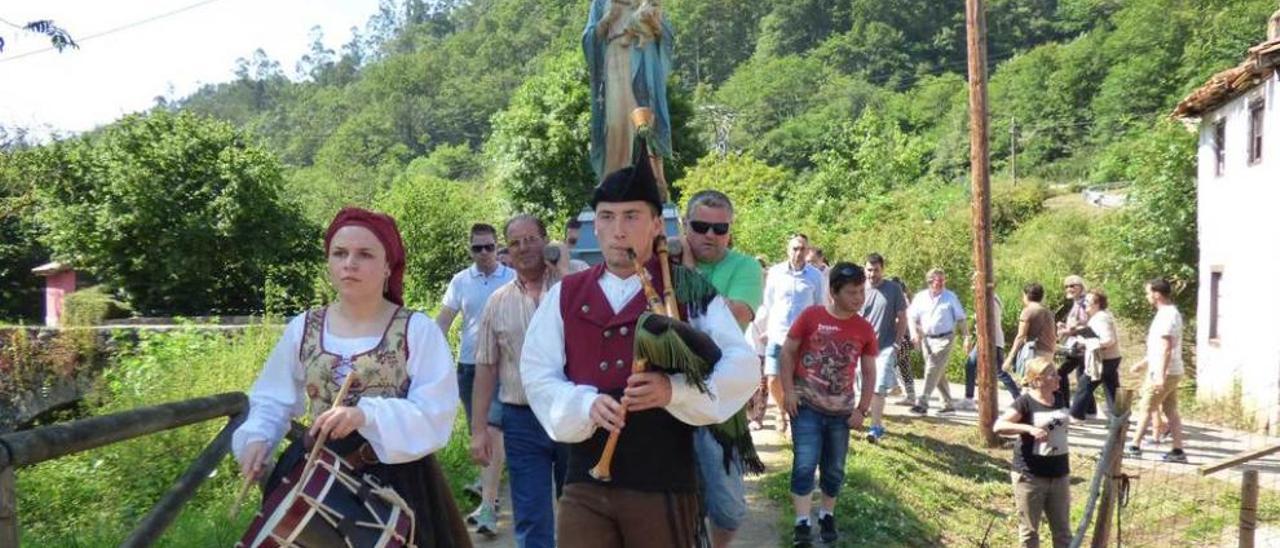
[324,207,406,305]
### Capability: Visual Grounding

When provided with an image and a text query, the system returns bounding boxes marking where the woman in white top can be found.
[1069,289,1121,420]
[232,207,470,547]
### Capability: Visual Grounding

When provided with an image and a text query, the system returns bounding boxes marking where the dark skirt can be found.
[265,434,472,548]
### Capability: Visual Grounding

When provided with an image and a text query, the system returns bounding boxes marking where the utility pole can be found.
[966,0,1000,447]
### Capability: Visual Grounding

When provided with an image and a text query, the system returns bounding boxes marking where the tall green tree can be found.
[1094,122,1198,319]
[667,0,771,86]
[0,149,49,321]
[33,111,318,315]
[376,172,504,308]
[488,51,703,224]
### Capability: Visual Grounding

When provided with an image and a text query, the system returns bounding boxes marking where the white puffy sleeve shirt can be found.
[232,311,458,465]
[519,273,758,443]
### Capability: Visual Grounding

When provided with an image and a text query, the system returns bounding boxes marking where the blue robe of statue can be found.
[583,0,675,182]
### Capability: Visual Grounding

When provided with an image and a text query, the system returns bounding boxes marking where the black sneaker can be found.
[1163,449,1188,463]
[909,405,927,415]
[818,514,838,543]
[1124,445,1142,458]
[793,521,813,547]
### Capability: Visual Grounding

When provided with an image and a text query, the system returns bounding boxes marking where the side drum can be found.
[237,447,415,547]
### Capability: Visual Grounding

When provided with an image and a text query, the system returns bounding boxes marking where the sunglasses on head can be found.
[471,243,496,253]
[689,221,730,236]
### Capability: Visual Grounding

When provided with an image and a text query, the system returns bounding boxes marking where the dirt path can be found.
[889,381,1280,483]
[735,410,790,546]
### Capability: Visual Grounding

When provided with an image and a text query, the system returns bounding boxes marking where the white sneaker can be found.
[958,399,977,411]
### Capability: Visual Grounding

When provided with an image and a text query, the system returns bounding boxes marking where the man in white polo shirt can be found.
[758,233,827,432]
[907,268,969,416]
[438,222,515,530]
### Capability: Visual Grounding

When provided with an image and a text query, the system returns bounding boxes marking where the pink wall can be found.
[44,270,76,327]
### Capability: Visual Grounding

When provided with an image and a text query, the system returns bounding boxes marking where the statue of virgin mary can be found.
[583,0,674,183]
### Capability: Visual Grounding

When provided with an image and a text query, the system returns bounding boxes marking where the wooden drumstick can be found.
[229,371,360,518]
[302,371,360,476]
[229,471,255,519]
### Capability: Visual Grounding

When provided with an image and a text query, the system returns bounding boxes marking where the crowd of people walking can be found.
[230,169,1186,548]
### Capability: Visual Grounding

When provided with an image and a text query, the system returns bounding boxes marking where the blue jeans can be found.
[789,405,851,498]
[1071,358,1120,420]
[694,427,747,531]
[502,404,568,548]
[457,362,476,423]
[964,347,1021,400]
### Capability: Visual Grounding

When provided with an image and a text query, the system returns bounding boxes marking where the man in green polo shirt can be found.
[681,189,763,548]
[684,191,763,327]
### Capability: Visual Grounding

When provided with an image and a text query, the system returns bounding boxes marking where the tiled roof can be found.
[1173,38,1280,119]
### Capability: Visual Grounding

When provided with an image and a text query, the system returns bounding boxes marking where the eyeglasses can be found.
[689,221,730,236]
[1064,284,1081,289]
[507,234,543,249]
[470,243,496,253]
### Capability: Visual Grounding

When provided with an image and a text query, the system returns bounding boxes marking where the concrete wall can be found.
[1195,73,1280,432]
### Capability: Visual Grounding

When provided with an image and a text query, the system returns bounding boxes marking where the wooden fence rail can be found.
[0,392,247,547]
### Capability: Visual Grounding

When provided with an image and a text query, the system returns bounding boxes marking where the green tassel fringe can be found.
[710,408,766,476]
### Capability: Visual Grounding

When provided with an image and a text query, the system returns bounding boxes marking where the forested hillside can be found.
[3,0,1275,321]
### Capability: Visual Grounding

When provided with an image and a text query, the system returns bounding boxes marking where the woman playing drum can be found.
[232,207,470,547]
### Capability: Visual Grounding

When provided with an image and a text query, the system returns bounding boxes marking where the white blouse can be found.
[519,270,758,443]
[231,311,458,466]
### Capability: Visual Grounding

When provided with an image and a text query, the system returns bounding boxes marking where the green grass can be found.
[14,321,477,547]
[762,416,1280,546]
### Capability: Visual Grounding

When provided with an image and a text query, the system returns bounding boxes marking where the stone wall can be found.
[0,321,267,433]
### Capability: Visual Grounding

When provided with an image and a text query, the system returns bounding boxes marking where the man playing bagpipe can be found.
[519,144,757,548]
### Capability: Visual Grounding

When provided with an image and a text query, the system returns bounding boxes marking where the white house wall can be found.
[1196,73,1280,432]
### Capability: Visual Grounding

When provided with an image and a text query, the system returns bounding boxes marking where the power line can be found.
[0,0,226,64]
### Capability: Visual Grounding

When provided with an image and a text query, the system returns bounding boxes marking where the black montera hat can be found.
[590,136,662,212]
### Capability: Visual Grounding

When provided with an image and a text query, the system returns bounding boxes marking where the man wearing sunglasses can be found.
[438,222,515,526]
[681,190,764,548]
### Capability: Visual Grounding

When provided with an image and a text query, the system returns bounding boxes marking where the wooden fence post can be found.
[0,466,17,547]
[1240,468,1259,548]
[1091,418,1130,547]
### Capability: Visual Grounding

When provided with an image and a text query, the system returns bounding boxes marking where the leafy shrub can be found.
[62,286,131,327]
[32,110,319,316]
[375,172,505,309]
[1092,121,1197,320]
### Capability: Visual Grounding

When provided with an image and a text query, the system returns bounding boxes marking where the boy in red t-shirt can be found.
[780,263,877,546]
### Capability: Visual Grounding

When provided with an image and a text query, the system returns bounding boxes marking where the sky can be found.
[0,0,382,138]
